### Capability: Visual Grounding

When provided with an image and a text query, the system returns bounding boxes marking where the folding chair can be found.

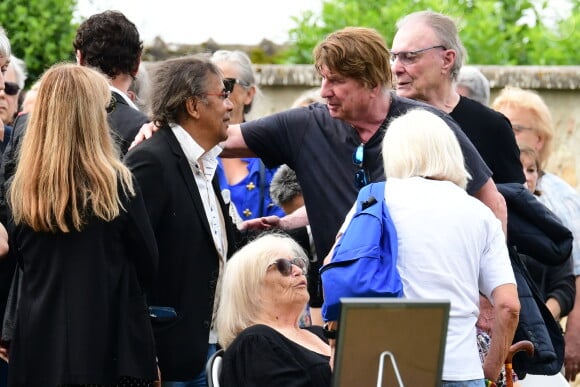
[206,348,224,387]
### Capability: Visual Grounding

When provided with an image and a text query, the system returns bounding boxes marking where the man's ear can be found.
[441,49,456,75]
[130,57,141,78]
[185,97,201,119]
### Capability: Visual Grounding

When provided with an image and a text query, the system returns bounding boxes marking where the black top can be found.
[7,182,158,386]
[520,253,575,317]
[450,96,525,184]
[221,324,331,387]
[241,93,492,258]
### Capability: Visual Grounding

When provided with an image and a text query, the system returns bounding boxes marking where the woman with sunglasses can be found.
[210,50,285,223]
[216,232,331,386]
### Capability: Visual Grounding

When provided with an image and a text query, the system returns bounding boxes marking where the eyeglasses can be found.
[106,95,116,114]
[512,124,534,134]
[203,88,231,101]
[223,77,250,91]
[3,81,20,96]
[268,257,308,276]
[353,143,370,189]
[390,45,446,66]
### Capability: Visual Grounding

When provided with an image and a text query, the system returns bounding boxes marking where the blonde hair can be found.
[492,86,554,168]
[382,109,471,189]
[216,232,308,349]
[9,63,135,232]
[314,27,392,90]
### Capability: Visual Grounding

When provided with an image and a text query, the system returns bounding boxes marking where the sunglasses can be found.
[268,257,308,276]
[223,78,250,92]
[3,81,20,96]
[353,143,370,189]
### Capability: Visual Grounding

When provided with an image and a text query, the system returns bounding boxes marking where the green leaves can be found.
[0,0,78,87]
[281,0,580,65]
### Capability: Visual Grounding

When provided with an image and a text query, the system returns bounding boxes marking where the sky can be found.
[75,0,323,45]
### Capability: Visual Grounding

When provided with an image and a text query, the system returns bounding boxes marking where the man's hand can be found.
[482,284,520,381]
[240,206,310,231]
[129,122,158,150]
[240,216,280,231]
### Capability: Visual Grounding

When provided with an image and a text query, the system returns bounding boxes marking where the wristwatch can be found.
[323,321,338,339]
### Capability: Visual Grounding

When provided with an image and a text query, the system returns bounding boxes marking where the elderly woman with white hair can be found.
[328,108,520,386]
[216,232,331,386]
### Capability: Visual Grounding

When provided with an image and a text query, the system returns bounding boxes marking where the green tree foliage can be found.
[283,0,579,65]
[0,0,78,87]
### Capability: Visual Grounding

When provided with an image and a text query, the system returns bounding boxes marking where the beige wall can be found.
[248,65,580,191]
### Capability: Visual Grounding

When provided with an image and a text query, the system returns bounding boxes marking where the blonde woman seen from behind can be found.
[7,63,158,387]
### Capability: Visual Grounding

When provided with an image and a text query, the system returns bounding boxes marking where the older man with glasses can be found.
[125,55,239,387]
[390,10,524,186]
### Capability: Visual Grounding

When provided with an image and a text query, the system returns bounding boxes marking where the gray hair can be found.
[210,50,256,114]
[396,11,467,81]
[128,62,150,112]
[148,55,221,128]
[0,26,11,58]
[9,55,27,89]
[269,165,302,206]
[456,66,490,105]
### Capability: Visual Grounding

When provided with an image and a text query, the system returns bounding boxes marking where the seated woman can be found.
[216,232,331,386]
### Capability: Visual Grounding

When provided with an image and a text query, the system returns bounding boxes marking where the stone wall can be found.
[247,65,580,190]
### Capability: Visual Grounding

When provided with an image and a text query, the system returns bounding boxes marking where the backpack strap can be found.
[356,182,386,213]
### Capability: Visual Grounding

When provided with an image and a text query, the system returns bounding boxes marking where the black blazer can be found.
[7,183,158,386]
[124,126,237,381]
[109,91,150,155]
[0,96,150,328]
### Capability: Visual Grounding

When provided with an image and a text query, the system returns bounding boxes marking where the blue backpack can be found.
[320,182,403,322]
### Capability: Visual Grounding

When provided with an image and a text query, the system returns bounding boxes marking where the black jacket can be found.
[498,183,573,376]
[124,127,238,380]
[498,183,573,266]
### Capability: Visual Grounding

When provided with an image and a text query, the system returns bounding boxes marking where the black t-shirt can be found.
[241,93,491,259]
[450,96,525,184]
[221,324,331,387]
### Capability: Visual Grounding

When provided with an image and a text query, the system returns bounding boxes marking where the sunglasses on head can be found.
[353,143,370,189]
[268,257,308,276]
[3,82,20,96]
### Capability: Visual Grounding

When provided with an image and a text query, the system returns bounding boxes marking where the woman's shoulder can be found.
[233,324,327,346]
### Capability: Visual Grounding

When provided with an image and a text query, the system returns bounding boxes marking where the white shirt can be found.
[171,124,227,344]
[339,177,515,381]
[109,85,140,111]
